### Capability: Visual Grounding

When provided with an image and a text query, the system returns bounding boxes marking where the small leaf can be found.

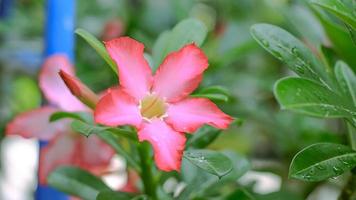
[289,143,356,181]
[183,150,233,178]
[225,188,255,200]
[50,111,90,122]
[152,18,208,67]
[335,61,356,105]
[250,23,331,88]
[186,126,222,148]
[48,166,110,200]
[70,120,136,140]
[274,77,355,119]
[310,0,356,30]
[75,28,118,75]
[191,86,231,102]
[96,191,133,200]
[71,120,106,137]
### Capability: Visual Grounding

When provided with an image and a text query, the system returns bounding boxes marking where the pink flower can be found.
[95,37,233,171]
[6,55,114,184]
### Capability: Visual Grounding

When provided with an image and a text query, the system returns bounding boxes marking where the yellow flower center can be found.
[140,94,167,120]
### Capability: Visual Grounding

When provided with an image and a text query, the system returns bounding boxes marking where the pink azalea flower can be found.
[6,55,114,184]
[95,37,233,171]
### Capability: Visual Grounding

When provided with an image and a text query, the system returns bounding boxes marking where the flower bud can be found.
[59,70,99,109]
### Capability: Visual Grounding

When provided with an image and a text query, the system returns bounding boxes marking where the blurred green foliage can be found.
[1,0,355,199]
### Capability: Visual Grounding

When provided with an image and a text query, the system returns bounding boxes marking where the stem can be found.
[98,132,141,172]
[138,142,157,200]
[347,121,356,151]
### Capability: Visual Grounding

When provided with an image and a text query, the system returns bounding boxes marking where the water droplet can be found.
[295,65,305,75]
[291,47,299,56]
[333,166,342,175]
[261,39,269,47]
[315,164,326,170]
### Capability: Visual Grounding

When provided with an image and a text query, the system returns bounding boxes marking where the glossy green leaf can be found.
[183,150,232,178]
[250,23,331,88]
[186,126,221,148]
[152,18,208,67]
[191,86,231,102]
[225,188,255,200]
[48,166,110,200]
[96,191,133,200]
[310,0,356,30]
[70,120,136,140]
[49,111,90,122]
[313,8,356,69]
[289,143,356,181]
[274,77,355,118]
[335,61,356,105]
[76,28,118,75]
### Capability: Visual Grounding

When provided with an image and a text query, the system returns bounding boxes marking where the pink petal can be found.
[165,98,233,133]
[39,133,115,184]
[138,120,186,171]
[152,44,208,102]
[39,54,87,112]
[79,135,115,168]
[5,106,69,141]
[105,37,153,100]
[38,133,78,184]
[95,87,142,127]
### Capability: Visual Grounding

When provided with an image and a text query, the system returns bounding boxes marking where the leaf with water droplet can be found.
[274,77,355,119]
[183,150,233,178]
[310,0,356,30]
[289,143,356,182]
[250,23,332,88]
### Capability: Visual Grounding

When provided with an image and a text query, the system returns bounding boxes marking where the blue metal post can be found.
[0,0,13,19]
[35,0,75,199]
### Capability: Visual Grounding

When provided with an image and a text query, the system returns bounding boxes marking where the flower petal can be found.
[79,135,115,168]
[5,107,69,141]
[38,134,114,185]
[105,37,153,100]
[38,133,77,184]
[95,88,142,127]
[39,54,87,111]
[152,44,208,102]
[166,98,233,133]
[138,120,186,171]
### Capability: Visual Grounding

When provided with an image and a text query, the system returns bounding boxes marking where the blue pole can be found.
[0,0,13,19]
[35,0,75,199]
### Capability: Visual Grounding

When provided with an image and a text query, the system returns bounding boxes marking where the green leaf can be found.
[70,120,136,140]
[274,77,355,119]
[335,61,356,105]
[48,166,110,200]
[225,188,255,200]
[152,18,208,67]
[183,150,232,178]
[310,0,356,30]
[313,8,356,70]
[191,86,231,102]
[96,191,133,200]
[75,28,118,75]
[49,111,90,122]
[186,126,222,148]
[250,23,331,88]
[289,143,356,181]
